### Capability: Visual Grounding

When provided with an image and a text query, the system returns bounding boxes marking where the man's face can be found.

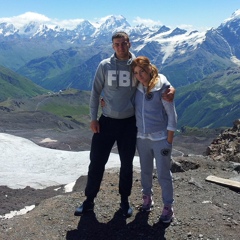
[112,37,131,60]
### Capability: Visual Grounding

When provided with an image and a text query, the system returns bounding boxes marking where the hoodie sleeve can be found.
[160,74,177,131]
[162,99,177,131]
[89,62,105,121]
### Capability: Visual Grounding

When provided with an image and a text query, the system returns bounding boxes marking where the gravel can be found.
[0,111,239,240]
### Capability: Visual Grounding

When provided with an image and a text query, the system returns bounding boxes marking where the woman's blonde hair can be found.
[131,56,159,94]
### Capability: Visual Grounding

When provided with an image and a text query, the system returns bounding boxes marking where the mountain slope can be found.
[1,11,240,128]
[7,11,238,92]
[17,48,112,91]
[175,67,240,128]
[0,65,48,102]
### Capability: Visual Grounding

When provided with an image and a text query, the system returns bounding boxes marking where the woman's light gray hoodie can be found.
[134,74,177,138]
[90,52,136,121]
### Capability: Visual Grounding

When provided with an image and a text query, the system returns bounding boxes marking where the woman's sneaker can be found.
[159,205,174,223]
[141,194,154,211]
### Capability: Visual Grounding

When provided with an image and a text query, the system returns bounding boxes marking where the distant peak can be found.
[232,9,240,18]
[223,9,240,23]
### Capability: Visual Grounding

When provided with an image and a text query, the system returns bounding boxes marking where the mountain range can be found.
[0,11,240,128]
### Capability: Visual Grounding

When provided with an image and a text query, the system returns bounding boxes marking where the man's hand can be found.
[162,87,175,102]
[90,120,100,133]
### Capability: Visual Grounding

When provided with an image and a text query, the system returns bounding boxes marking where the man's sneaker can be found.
[159,205,174,223]
[74,200,94,216]
[141,194,154,211]
[120,201,133,218]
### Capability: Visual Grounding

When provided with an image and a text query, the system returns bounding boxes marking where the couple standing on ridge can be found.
[74,31,177,223]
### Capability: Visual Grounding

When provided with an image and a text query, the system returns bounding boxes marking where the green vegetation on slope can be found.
[38,90,91,124]
[175,67,240,128]
[0,65,48,102]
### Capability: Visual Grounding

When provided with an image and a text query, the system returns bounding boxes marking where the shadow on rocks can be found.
[125,211,170,240]
[66,209,126,240]
[66,209,170,240]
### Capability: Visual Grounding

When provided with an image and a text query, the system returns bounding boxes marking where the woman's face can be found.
[133,65,150,86]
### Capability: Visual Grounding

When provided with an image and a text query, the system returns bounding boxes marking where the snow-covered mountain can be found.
[1,10,240,87]
[0,11,240,128]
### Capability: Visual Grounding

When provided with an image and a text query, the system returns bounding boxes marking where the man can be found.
[74,31,175,218]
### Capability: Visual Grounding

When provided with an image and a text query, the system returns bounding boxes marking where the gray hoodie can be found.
[90,52,137,120]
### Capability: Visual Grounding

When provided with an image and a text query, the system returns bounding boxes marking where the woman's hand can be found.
[100,98,106,107]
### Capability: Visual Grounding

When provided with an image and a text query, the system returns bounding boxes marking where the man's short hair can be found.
[112,31,129,42]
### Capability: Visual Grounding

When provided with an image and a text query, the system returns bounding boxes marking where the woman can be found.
[132,56,177,223]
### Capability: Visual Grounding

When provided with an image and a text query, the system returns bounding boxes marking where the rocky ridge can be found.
[207,119,240,163]
[0,119,240,240]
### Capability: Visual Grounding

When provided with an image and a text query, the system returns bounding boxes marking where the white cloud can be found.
[132,17,162,27]
[52,18,85,29]
[0,12,50,28]
[0,11,85,30]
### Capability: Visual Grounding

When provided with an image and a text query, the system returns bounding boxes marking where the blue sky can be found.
[0,0,239,30]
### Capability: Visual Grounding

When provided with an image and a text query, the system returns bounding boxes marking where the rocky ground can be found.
[0,112,240,240]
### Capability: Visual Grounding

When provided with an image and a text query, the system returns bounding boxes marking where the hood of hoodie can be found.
[137,74,170,93]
